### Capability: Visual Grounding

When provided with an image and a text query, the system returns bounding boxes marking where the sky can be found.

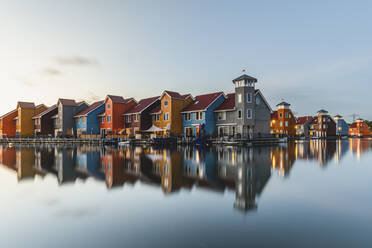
[1,0,371,122]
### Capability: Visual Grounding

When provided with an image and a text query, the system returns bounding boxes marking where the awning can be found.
[144,125,164,133]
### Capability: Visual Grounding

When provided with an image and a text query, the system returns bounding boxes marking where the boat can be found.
[118,140,131,146]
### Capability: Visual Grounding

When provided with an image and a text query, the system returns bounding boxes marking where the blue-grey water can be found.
[0,139,371,248]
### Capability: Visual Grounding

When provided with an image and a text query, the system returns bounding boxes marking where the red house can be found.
[0,109,18,138]
[99,95,137,136]
[349,119,371,137]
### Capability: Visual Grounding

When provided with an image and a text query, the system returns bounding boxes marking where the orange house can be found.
[0,109,18,138]
[150,90,193,137]
[270,102,296,136]
[15,102,48,137]
[99,95,137,136]
[349,119,370,137]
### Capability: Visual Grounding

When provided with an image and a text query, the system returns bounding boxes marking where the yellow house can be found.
[15,102,48,137]
[150,91,193,136]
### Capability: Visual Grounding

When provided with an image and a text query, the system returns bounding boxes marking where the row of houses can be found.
[0,74,273,139]
[0,73,370,139]
[270,102,371,137]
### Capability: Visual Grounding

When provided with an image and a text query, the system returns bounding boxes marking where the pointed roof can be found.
[182,92,224,112]
[317,109,328,114]
[0,109,17,120]
[17,101,35,109]
[162,90,192,100]
[32,105,58,119]
[276,101,290,107]
[334,114,343,119]
[74,100,104,117]
[106,95,126,103]
[296,116,313,125]
[232,74,257,83]
[58,98,78,106]
[123,96,160,115]
[215,93,235,111]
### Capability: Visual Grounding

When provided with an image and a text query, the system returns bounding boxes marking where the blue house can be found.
[74,100,105,136]
[76,148,105,181]
[181,92,225,137]
[334,115,349,136]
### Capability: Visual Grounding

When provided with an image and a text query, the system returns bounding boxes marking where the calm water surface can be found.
[0,139,371,248]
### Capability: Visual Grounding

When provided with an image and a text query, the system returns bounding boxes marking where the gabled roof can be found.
[58,99,78,106]
[0,109,17,119]
[232,74,258,83]
[17,101,35,109]
[214,93,235,112]
[181,92,224,113]
[74,100,104,118]
[106,95,126,103]
[276,101,290,107]
[271,111,278,119]
[296,116,313,125]
[255,89,272,112]
[123,96,160,115]
[150,105,161,114]
[32,105,58,119]
[161,90,193,100]
[35,104,47,109]
[334,114,343,118]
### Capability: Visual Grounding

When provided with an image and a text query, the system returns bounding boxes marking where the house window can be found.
[164,100,168,107]
[285,121,288,127]
[285,112,288,118]
[238,94,242,103]
[247,109,252,119]
[279,112,283,118]
[83,117,86,123]
[107,115,111,123]
[247,93,252,103]
[164,112,169,121]
[134,114,139,122]
[280,121,283,127]
[238,110,242,119]
[154,114,160,122]
[218,112,226,120]
[101,117,104,123]
[184,113,191,121]
[196,112,203,120]
[125,116,131,123]
[107,104,111,109]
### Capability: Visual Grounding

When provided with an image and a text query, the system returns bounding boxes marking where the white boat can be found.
[118,141,131,146]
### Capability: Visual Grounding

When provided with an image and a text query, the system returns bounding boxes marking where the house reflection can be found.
[16,146,46,181]
[270,143,296,178]
[216,146,271,212]
[350,138,371,160]
[0,145,16,172]
[76,146,104,181]
[55,146,87,184]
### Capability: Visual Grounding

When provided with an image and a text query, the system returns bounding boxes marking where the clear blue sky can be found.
[1,0,371,121]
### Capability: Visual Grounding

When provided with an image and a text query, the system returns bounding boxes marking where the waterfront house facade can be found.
[15,102,48,138]
[74,100,105,137]
[54,99,89,137]
[334,115,349,137]
[270,102,296,136]
[349,119,370,137]
[99,95,137,137]
[181,92,225,137]
[295,116,313,137]
[150,91,193,136]
[214,74,272,139]
[0,109,18,138]
[309,110,336,137]
[123,96,160,138]
[32,105,58,137]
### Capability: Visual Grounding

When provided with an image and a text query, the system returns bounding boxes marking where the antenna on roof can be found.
[242,68,246,73]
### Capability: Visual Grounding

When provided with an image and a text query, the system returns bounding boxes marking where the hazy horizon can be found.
[1,0,371,122]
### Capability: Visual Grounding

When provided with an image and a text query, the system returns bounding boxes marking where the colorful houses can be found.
[334,115,349,137]
[74,100,105,137]
[181,92,225,137]
[32,105,58,137]
[54,99,89,137]
[309,110,336,138]
[123,96,160,138]
[0,109,18,138]
[150,91,193,137]
[270,102,296,136]
[15,102,48,137]
[295,116,313,137]
[99,95,137,137]
[214,74,271,139]
[349,119,371,137]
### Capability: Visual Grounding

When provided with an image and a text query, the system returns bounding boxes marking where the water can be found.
[0,139,371,248]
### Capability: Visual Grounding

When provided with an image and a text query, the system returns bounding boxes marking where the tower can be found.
[232,74,257,139]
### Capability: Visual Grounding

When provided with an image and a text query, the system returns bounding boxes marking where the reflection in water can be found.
[1,139,371,212]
